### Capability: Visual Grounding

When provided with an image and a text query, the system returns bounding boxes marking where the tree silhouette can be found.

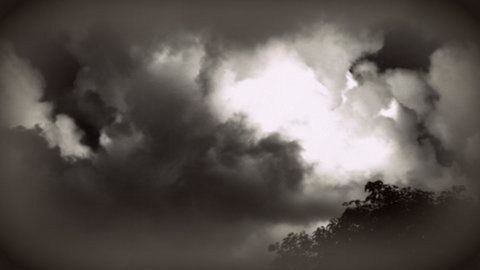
[269,180,477,270]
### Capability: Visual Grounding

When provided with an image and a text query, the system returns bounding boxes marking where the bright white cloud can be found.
[386,70,432,118]
[42,114,92,159]
[0,46,91,160]
[0,45,51,129]
[379,99,400,121]
[215,43,393,184]
[428,43,480,152]
[206,29,476,190]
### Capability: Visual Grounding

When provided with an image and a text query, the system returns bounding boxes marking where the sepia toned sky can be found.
[1,1,480,269]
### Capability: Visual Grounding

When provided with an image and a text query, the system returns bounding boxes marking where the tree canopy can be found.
[269,180,478,270]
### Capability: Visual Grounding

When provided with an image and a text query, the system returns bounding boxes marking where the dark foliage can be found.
[269,180,477,270]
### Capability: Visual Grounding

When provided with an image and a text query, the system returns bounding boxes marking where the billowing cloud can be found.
[0,44,50,128]
[426,42,480,190]
[0,45,91,159]
[1,1,480,270]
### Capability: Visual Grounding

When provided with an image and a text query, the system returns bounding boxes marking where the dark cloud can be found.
[0,16,341,268]
[0,114,337,270]
[168,119,328,223]
[0,0,24,22]
[52,90,117,150]
[417,123,454,167]
[24,35,80,101]
[1,1,480,270]
[350,28,440,74]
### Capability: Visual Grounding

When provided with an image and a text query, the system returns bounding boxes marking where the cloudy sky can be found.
[1,1,480,269]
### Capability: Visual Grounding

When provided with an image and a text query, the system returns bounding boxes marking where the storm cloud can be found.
[1,1,480,269]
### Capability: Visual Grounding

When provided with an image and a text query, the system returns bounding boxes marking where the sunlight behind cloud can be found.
[217,46,393,180]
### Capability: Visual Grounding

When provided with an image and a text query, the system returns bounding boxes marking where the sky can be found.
[0,1,480,269]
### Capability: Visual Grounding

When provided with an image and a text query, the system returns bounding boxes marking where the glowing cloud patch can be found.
[217,46,393,180]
